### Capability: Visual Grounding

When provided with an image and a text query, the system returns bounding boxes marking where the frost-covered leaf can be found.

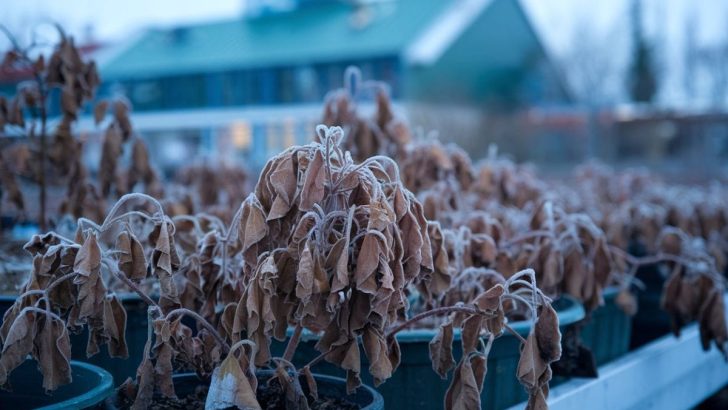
[205,348,261,410]
[429,320,455,379]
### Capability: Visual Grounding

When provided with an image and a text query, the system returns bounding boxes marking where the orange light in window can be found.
[231,121,251,149]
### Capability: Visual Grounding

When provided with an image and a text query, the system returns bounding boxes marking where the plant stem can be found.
[20,306,64,322]
[300,346,337,371]
[103,259,160,309]
[502,230,553,247]
[220,237,228,282]
[504,323,528,345]
[283,323,303,362]
[385,306,493,340]
[43,271,77,295]
[165,308,230,352]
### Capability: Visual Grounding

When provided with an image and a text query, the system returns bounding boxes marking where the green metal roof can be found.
[102,0,449,79]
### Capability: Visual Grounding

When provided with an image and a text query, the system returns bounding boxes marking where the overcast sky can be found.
[2,0,727,106]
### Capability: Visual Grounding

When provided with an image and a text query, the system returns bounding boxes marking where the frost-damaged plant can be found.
[0,126,561,410]
[0,25,100,229]
[321,66,410,163]
[0,191,238,405]
[228,125,561,409]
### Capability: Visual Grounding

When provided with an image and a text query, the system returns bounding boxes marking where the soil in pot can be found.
[110,370,383,410]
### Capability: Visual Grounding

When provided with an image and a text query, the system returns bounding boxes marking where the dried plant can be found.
[172,161,250,223]
[0,126,562,410]
[321,67,410,163]
[0,25,100,229]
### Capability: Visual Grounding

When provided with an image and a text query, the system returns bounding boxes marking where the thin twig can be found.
[283,323,303,362]
[103,259,160,309]
[300,346,339,371]
[385,306,494,340]
[504,323,529,345]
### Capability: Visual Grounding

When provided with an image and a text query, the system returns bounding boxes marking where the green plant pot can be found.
[579,287,633,365]
[148,369,384,409]
[630,262,671,348]
[274,295,584,410]
[627,241,672,348]
[0,360,114,409]
[0,293,148,386]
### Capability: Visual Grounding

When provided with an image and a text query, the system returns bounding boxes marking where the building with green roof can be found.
[101,0,569,111]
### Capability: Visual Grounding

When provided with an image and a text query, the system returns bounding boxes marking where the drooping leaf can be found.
[429,320,456,379]
[444,354,484,410]
[0,310,35,386]
[205,348,261,410]
[116,230,147,281]
[33,314,72,391]
[103,294,128,358]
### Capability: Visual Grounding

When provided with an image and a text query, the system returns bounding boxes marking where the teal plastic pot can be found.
[275,296,585,410]
[579,287,633,365]
[1,293,148,386]
[627,241,672,348]
[0,360,113,409]
[158,369,384,410]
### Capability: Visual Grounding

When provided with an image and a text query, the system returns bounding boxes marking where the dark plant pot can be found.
[628,242,671,349]
[0,293,148,386]
[274,296,584,410]
[0,360,114,409]
[580,287,633,365]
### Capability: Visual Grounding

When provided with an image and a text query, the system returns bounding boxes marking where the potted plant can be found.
[0,126,563,409]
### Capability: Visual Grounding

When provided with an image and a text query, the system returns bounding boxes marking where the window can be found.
[278,68,295,103]
[295,66,318,102]
[161,74,205,109]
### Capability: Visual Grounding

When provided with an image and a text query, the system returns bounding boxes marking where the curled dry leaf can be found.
[132,355,155,410]
[99,125,123,196]
[517,301,561,408]
[94,99,109,125]
[535,303,562,364]
[151,220,181,311]
[429,320,456,379]
[103,294,128,358]
[205,344,261,410]
[152,319,176,398]
[117,230,148,281]
[0,310,35,387]
[444,353,486,410]
[301,366,318,401]
[34,314,73,391]
[73,234,107,326]
[615,289,638,316]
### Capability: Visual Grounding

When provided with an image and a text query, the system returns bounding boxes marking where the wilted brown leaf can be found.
[116,230,147,281]
[444,354,485,410]
[429,320,456,379]
[103,294,128,358]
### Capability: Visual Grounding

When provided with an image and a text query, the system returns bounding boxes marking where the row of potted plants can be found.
[0,32,726,409]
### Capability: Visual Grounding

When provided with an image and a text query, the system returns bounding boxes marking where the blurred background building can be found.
[91,0,569,169]
[2,0,728,177]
